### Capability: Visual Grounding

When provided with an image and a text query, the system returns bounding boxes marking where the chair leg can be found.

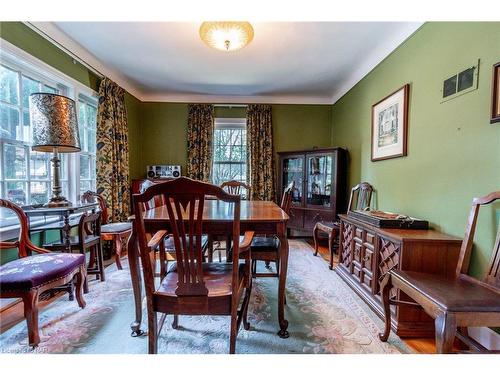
[115,237,123,270]
[378,273,393,342]
[96,243,105,282]
[172,314,179,329]
[207,236,214,263]
[148,311,158,354]
[328,230,335,270]
[22,290,40,348]
[242,280,253,331]
[435,312,457,354]
[74,266,87,309]
[313,224,320,256]
[88,247,96,271]
[229,308,238,354]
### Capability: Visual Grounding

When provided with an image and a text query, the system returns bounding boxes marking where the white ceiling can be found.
[32,22,422,104]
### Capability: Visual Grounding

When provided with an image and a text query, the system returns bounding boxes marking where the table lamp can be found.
[29,93,81,207]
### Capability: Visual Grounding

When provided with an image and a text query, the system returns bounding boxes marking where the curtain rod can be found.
[24,22,105,80]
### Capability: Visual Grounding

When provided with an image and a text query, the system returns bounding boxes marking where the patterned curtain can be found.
[186,104,214,182]
[96,77,130,222]
[246,104,275,201]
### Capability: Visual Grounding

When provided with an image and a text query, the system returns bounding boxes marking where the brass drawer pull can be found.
[363,254,370,262]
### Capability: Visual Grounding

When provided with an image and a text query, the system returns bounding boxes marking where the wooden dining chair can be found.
[221,180,251,199]
[314,182,374,269]
[248,181,295,278]
[0,199,86,347]
[378,191,500,353]
[132,177,255,354]
[43,211,105,293]
[81,191,132,270]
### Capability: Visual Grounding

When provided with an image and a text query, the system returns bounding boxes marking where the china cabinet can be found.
[277,148,348,233]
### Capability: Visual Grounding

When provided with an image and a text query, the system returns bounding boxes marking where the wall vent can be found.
[441,59,479,102]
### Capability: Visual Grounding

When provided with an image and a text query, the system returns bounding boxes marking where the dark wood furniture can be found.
[336,213,462,337]
[43,211,104,293]
[127,194,290,339]
[249,181,294,278]
[132,177,255,354]
[313,182,374,269]
[0,199,86,347]
[81,191,132,270]
[379,191,500,353]
[278,147,347,235]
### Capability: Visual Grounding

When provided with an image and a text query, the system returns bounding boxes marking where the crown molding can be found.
[23,21,423,105]
[140,92,334,104]
[25,22,146,100]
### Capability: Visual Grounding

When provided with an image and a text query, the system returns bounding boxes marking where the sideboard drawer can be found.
[288,208,304,229]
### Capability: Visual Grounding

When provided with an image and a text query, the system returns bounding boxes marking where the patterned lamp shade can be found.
[29,93,81,153]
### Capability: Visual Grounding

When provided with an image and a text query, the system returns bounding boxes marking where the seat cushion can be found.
[250,236,279,251]
[157,262,246,297]
[0,253,85,292]
[101,222,132,233]
[392,270,500,313]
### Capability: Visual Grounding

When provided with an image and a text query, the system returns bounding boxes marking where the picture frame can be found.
[371,84,410,161]
[491,62,500,124]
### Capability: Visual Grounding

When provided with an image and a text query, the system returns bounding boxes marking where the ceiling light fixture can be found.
[199,22,254,52]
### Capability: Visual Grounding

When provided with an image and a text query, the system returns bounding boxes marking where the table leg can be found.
[62,212,75,301]
[127,228,144,337]
[277,223,289,338]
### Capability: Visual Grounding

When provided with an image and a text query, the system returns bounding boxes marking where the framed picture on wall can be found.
[491,62,500,124]
[371,84,410,161]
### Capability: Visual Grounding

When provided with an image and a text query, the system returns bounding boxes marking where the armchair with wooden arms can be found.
[132,177,255,354]
[378,191,500,353]
[313,181,374,269]
[0,199,86,347]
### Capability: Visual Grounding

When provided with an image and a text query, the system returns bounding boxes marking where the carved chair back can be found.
[81,191,109,224]
[347,182,374,212]
[280,181,295,215]
[77,211,101,246]
[221,180,251,200]
[139,179,168,210]
[133,177,243,297]
[0,199,48,257]
[455,191,500,288]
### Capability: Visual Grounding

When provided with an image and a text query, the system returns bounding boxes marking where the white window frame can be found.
[0,39,98,233]
[212,117,248,187]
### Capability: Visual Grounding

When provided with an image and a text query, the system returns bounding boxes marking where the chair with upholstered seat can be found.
[81,191,132,270]
[132,177,254,354]
[313,182,374,269]
[247,181,294,278]
[378,191,500,353]
[0,199,86,347]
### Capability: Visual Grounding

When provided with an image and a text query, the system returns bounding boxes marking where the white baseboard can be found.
[468,327,500,350]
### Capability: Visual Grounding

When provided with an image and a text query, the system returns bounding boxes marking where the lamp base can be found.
[44,196,73,208]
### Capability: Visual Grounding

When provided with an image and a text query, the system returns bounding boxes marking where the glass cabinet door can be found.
[306,153,333,207]
[282,156,304,206]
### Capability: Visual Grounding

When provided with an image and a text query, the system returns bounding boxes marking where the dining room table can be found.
[126,199,291,338]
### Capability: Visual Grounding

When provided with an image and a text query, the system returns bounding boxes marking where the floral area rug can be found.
[0,240,411,354]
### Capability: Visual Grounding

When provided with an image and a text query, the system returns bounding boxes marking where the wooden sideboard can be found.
[336,214,462,338]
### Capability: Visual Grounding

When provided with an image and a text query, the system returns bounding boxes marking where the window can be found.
[77,94,97,195]
[0,41,98,228]
[0,64,69,207]
[212,118,247,187]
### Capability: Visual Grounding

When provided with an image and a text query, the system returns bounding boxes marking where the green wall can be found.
[137,103,333,180]
[331,22,500,277]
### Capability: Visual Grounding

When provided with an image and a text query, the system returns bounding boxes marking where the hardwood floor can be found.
[1,242,438,354]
